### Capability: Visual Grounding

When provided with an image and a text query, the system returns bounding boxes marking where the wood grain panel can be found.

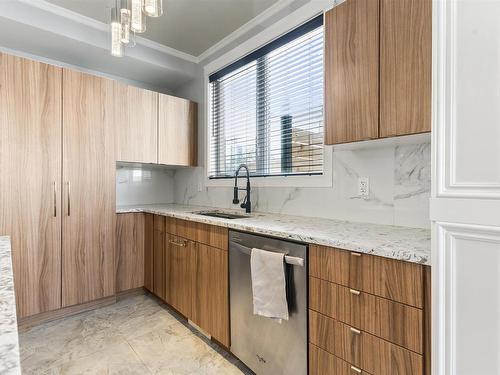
[324,0,379,145]
[153,215,165,299]
[309,277,423,353]
[380,0,432,137]
[165,217,228,251]
[158,94,197,166]
[62,69,116,307]
[116,213,145,292]
[192,243,229,347]
[310,310,423,375]
[309,245,424,308]
[0,53,62,318]
[144,214,154,292]
[310,344,367,375]
[114,82,158,163]
[165,234,194,317]
[423,266,431,375]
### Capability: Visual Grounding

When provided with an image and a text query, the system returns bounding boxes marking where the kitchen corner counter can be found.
[0,236,21,374]
[117,204,431,266]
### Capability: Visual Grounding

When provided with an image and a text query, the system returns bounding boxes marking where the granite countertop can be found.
[0,236,21,374]
[117,204,431,265]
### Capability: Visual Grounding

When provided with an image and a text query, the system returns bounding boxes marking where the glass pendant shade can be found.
[120,0,131,44]
[110,8,124,57]
[130,0,146,33]
[143,0,163,17]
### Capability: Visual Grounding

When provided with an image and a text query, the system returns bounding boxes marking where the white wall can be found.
[116,164,175,206]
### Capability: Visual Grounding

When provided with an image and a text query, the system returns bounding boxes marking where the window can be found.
[209,15,324,179]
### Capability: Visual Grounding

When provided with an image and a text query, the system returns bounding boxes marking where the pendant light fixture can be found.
[120,0,131,44]
[143,0,163,17]
[130,0,146,33]
[110,7,124,57]
[110,0,163,56]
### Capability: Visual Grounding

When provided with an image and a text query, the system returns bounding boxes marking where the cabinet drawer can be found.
[153,215,165,231]
[309,245,424,308]
[310,344,370,375]
[309,277,423,353]
[309,310,423,375]
[165,217,228,250]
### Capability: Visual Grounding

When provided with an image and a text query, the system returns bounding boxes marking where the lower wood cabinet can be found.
[191,243,229,347]
[116,213,145,293]
[153,215,166,300]
[144,214,154,292]
[165,234,195,318]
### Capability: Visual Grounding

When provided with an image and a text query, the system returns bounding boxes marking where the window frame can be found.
[203,9,333,188]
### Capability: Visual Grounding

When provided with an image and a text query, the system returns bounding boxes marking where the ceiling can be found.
[45,0,281,56]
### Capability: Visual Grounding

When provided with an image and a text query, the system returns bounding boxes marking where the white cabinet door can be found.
[432,1,500,374]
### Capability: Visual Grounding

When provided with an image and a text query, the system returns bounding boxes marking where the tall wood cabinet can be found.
[324,0,432,145]
[0,54,63,318]
[62,69,116,307]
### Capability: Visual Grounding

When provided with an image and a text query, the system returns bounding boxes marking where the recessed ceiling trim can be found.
[16,0,199,63]
[196,0,296,62]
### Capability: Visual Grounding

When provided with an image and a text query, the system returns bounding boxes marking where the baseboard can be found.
[18,295,117,332]
[116,286,147,301]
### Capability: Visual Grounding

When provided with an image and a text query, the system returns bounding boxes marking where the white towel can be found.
[250,248,289,321]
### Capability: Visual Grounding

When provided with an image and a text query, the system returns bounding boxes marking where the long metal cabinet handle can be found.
[169,239,187,247]
[231,242,305,267]
[53,181,57,217]
[350,366,362,374]
[67,181,71,216]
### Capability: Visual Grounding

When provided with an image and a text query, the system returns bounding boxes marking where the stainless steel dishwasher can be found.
[229,230,307,375]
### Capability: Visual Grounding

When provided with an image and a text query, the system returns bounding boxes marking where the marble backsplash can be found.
[172,143,431,229]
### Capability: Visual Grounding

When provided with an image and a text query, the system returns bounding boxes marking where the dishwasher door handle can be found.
[231,242,305,267]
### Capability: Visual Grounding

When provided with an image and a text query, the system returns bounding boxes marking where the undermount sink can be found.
[192,210,250,219]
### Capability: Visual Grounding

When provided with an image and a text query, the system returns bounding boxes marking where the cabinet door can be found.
[62,69,116,307]
[192,243,229,347]
[144,214,154,292]
[165,234,194,317]
[114,82,158,163]
[153,215,165,299]
[380,0,432,137]
[0,54,62,318]
[324,0,379,145]
[158,94,197,166]
[116,213,145,292]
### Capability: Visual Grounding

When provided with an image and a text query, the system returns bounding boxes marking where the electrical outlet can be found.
[197,180,203,192]
[358,177,370,198]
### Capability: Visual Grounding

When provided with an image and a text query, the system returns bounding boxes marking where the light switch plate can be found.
[358,177,369,198]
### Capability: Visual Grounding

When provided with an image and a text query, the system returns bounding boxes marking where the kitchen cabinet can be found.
[324,0,379,144]
[380,0,432,137]
[309,245,431,375]
[114,82,158,163]
[116,213,145,293]
[165,234,195,317]
[144,214,154,292]
[62,69,116,307]
[0,53,62,318]
[324,0,432,145]
[192,243,229,347]
[158,94,198,166]
[153,215,166,300]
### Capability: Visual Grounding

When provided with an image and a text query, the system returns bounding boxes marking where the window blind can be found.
[209,15,324,179]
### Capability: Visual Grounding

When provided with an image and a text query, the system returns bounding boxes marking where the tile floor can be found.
[19,294,250,375]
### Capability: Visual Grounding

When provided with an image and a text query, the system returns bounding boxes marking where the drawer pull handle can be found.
[350,366,362,374]
[350,289,361,295]
[169,240,187,247]
[350,252,361,257]
[350,327,361,335]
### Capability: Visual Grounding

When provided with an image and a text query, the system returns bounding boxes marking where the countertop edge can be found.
[116,206,431,266]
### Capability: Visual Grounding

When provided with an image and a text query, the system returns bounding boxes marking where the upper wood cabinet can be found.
[0,54,62,318]
[324,0,432,145]
[324,0,380,144]
[380,0,432,137]
[62,69,116,307]
[116,213,145,293]
[114,83,158,163]
[158,94,198,166]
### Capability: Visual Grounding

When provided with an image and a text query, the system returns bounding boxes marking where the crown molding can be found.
[16,0,199,63]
